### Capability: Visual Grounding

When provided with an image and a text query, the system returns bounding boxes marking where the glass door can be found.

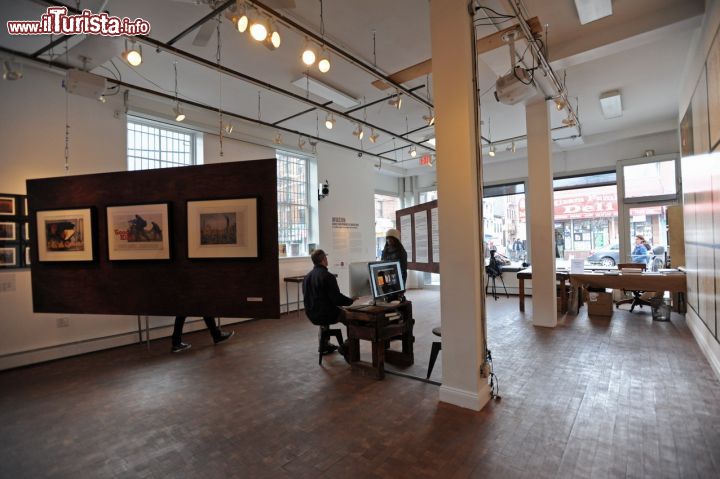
[625,204,670,269]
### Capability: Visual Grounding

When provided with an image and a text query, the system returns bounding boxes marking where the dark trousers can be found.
[172,316,220,346]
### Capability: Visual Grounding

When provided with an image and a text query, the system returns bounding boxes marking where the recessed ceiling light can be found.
[574,0,612,25]
[599,90,622,119]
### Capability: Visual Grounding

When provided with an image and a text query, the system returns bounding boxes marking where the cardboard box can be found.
[586,291,613,317]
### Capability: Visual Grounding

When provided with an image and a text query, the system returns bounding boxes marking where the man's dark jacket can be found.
[302,265,353,325]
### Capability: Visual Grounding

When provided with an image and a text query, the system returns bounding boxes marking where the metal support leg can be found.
[145,316,150,351]
[137,315,142,344]
[285,282,290,314]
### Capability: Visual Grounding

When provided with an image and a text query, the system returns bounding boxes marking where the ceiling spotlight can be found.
[249,16,269,42]
[562,115,576,127]
[270,29,281,49]
[554,97,566,111]
[423,111,435,126]
[236,5,249,33]
[318,49,330,73]
[302,42,316,66]
[488,144,496,157]
[98,95,106,103]
[2,61,23,81]
[369,129,379,143]
[388,92,402,109]
[410,146,417,158]
[309,138,318,154]
[223,122,234,134]
[298,136,306,149]
[324,113,335,129]
[273,132,283,145]
[122,40,142,67]
[352,124,364,140]
[173,104,185,122]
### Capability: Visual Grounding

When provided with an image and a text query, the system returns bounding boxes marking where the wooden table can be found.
[342,301,414,379]
[568,272,687,314]
[517,268,570,313]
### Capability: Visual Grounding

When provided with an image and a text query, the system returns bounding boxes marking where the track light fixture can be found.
[2,60,23,81]
[298,136,306,149]
[173,104,185,122]
[249,15,269,42]
[318,48,330,73]
[273,132,283,145]
[423,110,435,126]
[324,113,335,129]
[388,91,402,109]
[488,144,496,157]
[223,122,234,134]
[410,146,417,158]
[554,97,566,111]
[302,40,316,66]
[122,39,142,66]
[562,114,576,127]
[352,124,364,140]
[369,129,379,143]
[236,3,249,33]
[270,26,281,49]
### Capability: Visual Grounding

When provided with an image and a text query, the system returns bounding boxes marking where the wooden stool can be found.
[318,325,344,365]
[427,327,442,379]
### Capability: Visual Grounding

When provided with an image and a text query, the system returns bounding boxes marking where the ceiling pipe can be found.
[0,45,400,164]
[33,0,435,153]
[507,0,581,135]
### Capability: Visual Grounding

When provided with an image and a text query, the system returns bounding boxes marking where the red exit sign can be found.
[420,154,432,165]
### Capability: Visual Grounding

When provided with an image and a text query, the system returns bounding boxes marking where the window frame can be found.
[126,116,199,171]
[276,150,314,258]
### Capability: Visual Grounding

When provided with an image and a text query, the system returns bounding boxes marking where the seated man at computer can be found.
[303,249,354,355]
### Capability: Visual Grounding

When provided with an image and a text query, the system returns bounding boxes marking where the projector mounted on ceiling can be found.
[494,67,536,105]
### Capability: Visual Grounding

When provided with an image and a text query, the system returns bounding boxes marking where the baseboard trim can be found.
[686,309,720,381]
[439,383,491,411]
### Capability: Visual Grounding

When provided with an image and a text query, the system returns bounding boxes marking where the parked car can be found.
[586,244,619,266]
[586,243,666,269]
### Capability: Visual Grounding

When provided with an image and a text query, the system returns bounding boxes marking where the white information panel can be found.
[414,211,428,263]
[431,207,440,263]
[399,214,413,261]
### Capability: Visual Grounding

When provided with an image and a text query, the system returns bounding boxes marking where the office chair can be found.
[615,263,652,312]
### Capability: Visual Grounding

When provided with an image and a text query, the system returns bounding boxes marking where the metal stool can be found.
[318,325,344,365]
[427,327,442,379]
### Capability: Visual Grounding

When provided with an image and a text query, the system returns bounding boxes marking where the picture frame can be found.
[106,203,171,261]
[187,197,259,259]
[23,222,29,241]
[0,221,17,241]
[36,208,95,262]
[0,197,15,216]
[24,197,28,217]
[23,246,30,267]
[0,246,18,268]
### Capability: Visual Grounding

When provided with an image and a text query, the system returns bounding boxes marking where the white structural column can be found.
[526,99,557,327]
[429,0,490,411]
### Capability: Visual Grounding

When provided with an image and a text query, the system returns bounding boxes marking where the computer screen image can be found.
[368,261,405,300]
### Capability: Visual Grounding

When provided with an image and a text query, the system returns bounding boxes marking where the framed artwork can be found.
[23,222,29,241]
[0,197,15,216]
[106,203,171,261]
[24,198,28,217]
[187,197,259,259]
[0,246,18,268]
[36,208,95,262]
[24,246,31,267]
[0,222,16,241]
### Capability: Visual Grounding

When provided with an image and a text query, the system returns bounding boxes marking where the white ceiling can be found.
[0,0,706,172]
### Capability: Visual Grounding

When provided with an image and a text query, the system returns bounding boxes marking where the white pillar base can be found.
[439,382,492,411]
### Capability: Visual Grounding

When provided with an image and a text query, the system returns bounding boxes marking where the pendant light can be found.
[249,15,269,42]
[318,49,331,73]
[388,91,402,109]
[236,4,249,33]
[172,62,185,122]
[410,146,417,158]
[302,40,316,66]
[352,123,364,140]
[324,113,335,129]
[369,129,379,143]
[122,39,142,66]
[488,144,496,157]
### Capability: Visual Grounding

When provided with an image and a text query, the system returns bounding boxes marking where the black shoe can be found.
[321,344,338,355]
[172,342,192,353]
[214,330,235,345]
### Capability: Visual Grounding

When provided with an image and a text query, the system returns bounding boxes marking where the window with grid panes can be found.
[127,117,197,170]
[276,152,310,257]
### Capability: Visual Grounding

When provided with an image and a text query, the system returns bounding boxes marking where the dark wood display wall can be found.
[396,199,439,274]
[27,160,280,318]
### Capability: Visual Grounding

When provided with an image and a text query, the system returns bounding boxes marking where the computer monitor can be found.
[368,261,405,301]
[349,262,372,298]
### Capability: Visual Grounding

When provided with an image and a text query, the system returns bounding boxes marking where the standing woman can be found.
[381,228,408,284]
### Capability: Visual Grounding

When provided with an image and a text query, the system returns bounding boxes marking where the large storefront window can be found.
[374,194,401,258]
[486,183,527,265]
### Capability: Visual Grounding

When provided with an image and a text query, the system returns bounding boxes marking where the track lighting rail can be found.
[0,45,402,165]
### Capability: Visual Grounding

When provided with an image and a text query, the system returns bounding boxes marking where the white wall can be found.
[0,65,378,369]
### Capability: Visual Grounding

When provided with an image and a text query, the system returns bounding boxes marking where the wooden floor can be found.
[1,290,719,478]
